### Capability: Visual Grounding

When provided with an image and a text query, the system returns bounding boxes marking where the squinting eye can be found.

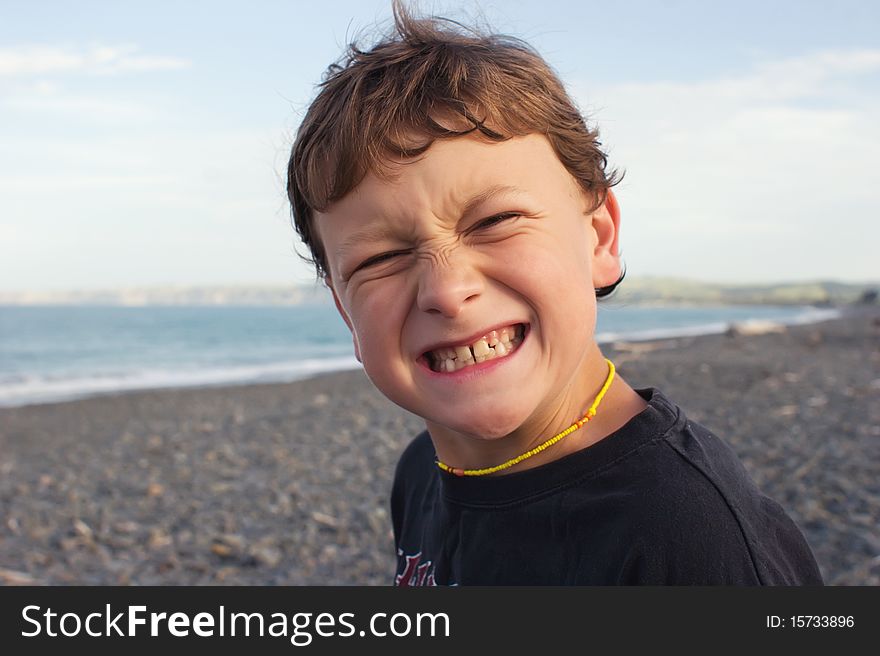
[356,250,404,271]
[474,212,520,230]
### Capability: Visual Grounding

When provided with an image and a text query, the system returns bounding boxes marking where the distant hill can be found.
[0,284,330,306]
[0,278,876,306]
[611,277,879,306]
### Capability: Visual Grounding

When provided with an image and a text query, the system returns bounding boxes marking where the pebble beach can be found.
[1,308,878,586]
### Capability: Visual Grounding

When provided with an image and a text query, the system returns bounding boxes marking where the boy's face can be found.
[316,134,621,442]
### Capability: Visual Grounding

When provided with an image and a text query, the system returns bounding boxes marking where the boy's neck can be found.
[554,373,649,462]
[426,353,649,476]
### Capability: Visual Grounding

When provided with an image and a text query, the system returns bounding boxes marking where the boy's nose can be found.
[416,260,482,318]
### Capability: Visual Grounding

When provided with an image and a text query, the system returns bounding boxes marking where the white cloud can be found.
[574,48,880,283]
[0,174,173,194]
[0,44,190,76]
[0,43,189,121]
[3,89,158,120]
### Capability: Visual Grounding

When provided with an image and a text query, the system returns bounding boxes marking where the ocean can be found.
[0,303,839,408]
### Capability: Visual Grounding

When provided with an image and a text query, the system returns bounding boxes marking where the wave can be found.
[596,306,841,344]
[0,356,362,408]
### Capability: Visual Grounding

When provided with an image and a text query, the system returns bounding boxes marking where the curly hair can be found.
[288,0,623,296]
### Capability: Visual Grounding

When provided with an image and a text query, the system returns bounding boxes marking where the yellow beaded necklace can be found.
[435,358,616,477]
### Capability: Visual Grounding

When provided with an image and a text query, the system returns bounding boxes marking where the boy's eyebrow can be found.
[459,184,527,218]
[335,184,526,259]
[336,224,400,261]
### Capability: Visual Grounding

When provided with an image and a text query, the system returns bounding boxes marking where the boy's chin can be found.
[425,411,528,441]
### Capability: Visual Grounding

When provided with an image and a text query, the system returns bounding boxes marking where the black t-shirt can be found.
[390,387,824,585]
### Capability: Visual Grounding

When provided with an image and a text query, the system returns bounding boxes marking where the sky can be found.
[1,0,878,292]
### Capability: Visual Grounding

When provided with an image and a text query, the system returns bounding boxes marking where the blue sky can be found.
[1,0,878,291]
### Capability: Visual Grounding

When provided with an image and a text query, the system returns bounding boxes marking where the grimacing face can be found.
[316,134,621,463]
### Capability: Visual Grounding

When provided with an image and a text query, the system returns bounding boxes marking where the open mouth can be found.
[425,323,526,373]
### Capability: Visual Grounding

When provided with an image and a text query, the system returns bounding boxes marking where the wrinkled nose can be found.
[416,259,482,318]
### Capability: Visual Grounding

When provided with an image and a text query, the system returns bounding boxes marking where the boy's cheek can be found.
[329,281,355,329]
[350,334,362,362]
[326,279,364,362]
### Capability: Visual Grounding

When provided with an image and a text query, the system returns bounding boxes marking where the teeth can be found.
[472,339,490,357]
[427,324,525,372]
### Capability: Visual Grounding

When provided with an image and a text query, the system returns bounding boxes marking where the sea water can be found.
[0,303,839,407]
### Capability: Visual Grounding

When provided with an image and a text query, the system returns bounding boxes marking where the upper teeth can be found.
[428,325,524,372]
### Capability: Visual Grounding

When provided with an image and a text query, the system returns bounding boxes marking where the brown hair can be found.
[288,0,622,290]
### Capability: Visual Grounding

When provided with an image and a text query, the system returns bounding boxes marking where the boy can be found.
[287,2,824,585]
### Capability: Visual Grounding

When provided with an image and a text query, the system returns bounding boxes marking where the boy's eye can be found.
[473,212,520,231]
[355,250,405,272]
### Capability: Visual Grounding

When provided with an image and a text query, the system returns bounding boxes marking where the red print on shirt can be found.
[395,549,437,586]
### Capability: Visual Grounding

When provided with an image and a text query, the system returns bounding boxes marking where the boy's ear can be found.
[590,189,623,289]
[326,276,362,363]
